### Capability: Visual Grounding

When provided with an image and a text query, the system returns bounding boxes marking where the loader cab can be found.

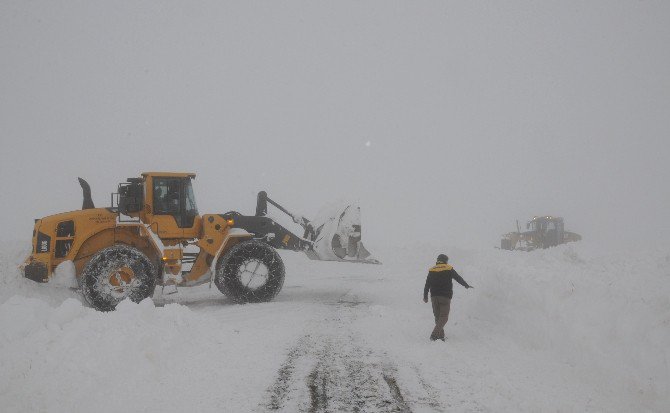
[142,172,201,240]
[527,216,564,248]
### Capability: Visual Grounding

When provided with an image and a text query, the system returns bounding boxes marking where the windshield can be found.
[184,179,198,216]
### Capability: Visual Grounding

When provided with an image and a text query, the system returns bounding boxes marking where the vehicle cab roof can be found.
[530,216,563,222]
[141,172,196,179]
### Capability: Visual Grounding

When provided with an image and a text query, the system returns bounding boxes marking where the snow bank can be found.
[0,293,318,412]
[460,244,670,409]
[1,297,208,411]
[0,243,316,412]
[367,242,670,411]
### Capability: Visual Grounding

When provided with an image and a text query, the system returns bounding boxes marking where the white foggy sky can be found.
[1,1,669,250]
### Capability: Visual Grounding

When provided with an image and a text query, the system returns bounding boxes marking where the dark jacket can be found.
[424,263,470,300]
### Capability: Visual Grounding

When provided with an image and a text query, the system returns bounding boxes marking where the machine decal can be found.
[36,231,51,253]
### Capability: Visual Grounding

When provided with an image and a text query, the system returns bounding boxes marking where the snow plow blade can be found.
[226,192,381,264]
[306,203,380,264]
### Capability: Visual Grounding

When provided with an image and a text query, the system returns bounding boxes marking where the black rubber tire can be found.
[214,240,285,303]
[501,239,512,250]
[81,245,157,311]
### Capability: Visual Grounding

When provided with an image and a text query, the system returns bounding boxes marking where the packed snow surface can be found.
[1,240,668,412]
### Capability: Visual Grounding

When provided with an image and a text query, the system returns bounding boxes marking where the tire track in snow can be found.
[262,291,441,412]
[268,335,312,410]
[382,369,412,413]
[411,365,445,412]
[306,340,331,413]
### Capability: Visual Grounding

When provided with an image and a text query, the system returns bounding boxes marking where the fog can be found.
[1,1,669,250]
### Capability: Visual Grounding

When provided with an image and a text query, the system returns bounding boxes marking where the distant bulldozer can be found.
[500,216,581,251]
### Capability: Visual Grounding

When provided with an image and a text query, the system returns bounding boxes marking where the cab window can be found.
[152,177,198,228]
[153,178,181,215]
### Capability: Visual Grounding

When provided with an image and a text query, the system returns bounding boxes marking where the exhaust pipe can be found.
[78,177,95,209]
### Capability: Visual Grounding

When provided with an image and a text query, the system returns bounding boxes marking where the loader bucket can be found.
[307,203,380,264]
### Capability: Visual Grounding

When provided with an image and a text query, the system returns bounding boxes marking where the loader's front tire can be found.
[81,245,157,311]
[215,240,285,303]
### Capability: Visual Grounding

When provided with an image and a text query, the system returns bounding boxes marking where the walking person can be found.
[423,254,473,341]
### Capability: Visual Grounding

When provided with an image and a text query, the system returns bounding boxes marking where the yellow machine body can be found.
[23,172,250,285]
[500,216,582,251]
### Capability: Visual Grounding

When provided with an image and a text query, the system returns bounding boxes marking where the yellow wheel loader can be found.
[500,216,582,251]
[22,172,379,311]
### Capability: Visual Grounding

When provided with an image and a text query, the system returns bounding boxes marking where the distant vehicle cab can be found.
[500,216,581,251]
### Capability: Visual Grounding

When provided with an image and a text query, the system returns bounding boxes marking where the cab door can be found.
[148,176,185,239]
[147,176,200,240]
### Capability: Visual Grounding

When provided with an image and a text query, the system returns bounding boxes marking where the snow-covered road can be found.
[1,240,668,412]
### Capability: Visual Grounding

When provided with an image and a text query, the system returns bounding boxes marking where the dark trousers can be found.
[430,295,451,339]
